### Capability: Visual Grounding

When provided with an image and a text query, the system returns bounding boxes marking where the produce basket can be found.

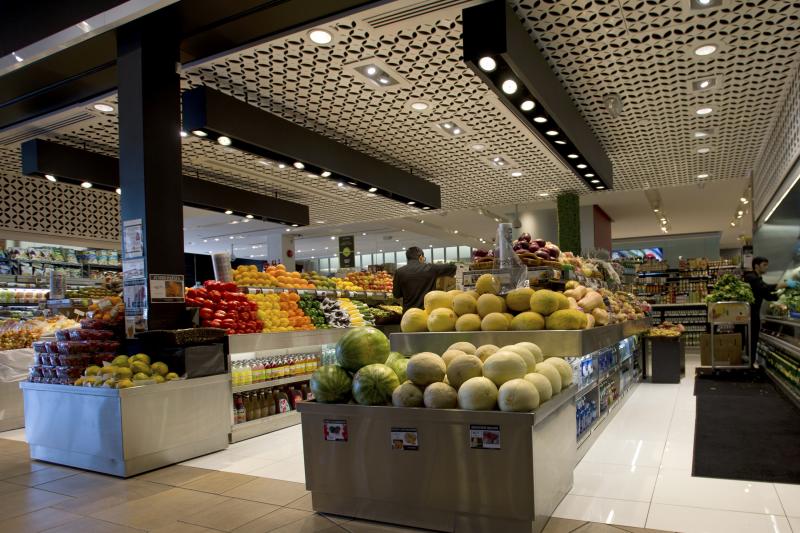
[470,259,496,270]
[134,327,226,347]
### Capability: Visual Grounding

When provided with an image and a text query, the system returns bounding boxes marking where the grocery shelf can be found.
[230,411,300,443]
[232,374,312,393]
[576,380,597,398]
[243,287,393,299]
[228,328,351,353]
[764,317,800,329]
[765,368,800,411]
[760,333,800,361]
[0,301,42,306]
[651,302,707,308]
[84,263,122,270]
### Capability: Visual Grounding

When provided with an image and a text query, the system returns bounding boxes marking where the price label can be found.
[391,427,418,450]
[323,419,348,442]
[469,424,500,450]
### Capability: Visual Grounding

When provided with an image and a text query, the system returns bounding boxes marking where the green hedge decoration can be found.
[557,192,581,254]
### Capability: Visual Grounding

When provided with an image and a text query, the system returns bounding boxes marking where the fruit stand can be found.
[297,384,577,533]
[20,373,230,477]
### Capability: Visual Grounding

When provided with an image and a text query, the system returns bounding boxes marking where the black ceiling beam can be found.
[182,86,442,210]
[20,138,310,226]
[462,0,613,190]
[0,0,382,132]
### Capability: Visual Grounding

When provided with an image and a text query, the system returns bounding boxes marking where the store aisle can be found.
[554,354,799,533]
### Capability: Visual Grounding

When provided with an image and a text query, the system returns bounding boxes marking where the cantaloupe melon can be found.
[510,311,545,331]
[499,345,536,372]
[406,352,446,386]
[441,349,466,367]
[535,362,562,393]
[452,293,477,316]
[523,372,552,402]
[476,294,505,317]
[457,377,498,410]
[505,287,534,312]
[475,344,499,362]
[446,354,483,389]
[424,382,458,409]
[516,342,544,363]
[498,378,540,412]
[424,291,453,312]
[483,351,527,386]
[545,357,574,386]
[475,274,500,295]
[465,290,480,300]
[481,312,509,331]
[392,381,424,407]
[455,314,482,331]
[400,308,428,332]
[427,308,457,332]
[447,341,477,355]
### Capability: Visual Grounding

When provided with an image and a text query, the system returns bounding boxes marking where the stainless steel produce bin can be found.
[297,385,577,533]
[390,320,650,356]
[20,374,230,477]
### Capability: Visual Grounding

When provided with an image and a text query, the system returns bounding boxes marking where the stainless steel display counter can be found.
[20,374,230,477]
[390,319,650,356]
[297,385,577,533]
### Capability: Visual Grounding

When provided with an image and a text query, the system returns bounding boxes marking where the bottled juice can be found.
[267,389,276,416]
[275,388,290,413]
[242,362,253,385]
[253,359,264,383]
[234,394,246,424]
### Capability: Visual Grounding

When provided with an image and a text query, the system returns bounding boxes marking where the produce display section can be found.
[759,317,800,409]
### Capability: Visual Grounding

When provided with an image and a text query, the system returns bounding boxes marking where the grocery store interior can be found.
[0,0,799,532]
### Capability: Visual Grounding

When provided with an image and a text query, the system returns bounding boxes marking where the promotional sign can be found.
[469,424,501,449]
[390,427,419,450]
[323,419,348,442]
[339,235,355,268]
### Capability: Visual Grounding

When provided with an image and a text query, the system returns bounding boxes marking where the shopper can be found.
[393,247,457,312]
[743,256,793,358]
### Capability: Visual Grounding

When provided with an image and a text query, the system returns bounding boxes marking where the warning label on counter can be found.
[469,424,501,449]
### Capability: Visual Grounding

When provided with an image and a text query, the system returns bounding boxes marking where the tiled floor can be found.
[553,353,799,533]
[1,352,797,532]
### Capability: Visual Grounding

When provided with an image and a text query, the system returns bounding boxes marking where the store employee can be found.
[743,256,793,357]
[393,247,457,312]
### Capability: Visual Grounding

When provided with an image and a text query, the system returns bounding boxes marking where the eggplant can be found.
[513,244,524,252]
[534,238,546,248]
[517,240,530,250]
[518,232,532,243]
[535,250,551,260]
[528,243,539,253]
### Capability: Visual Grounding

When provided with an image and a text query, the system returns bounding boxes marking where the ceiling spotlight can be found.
[501,79,518,94]
[555,140,567,145]
[407,201,416,205]
[224,210,233,215]
[285,228,290,232]
[471,143,486,151]
[694,131,709,138]
[545,130,559,136]
[730,221,736,227]
[410,101,429,111]
[420,219,425,224]
[694,44,717,56]
[115,188,121,195]
[453,230,459,234]
[308,29,333,45]
[80,181,92,188]
[567,154,578,159]
[93,103,115,113]
[577,164,587,169]
[696,107,713,116]
[277,163,287,169]
[590,179,600,184]
[217,136,231,146]
[291,223,299,227]
[245,214,254,219]
[538,192,549,197]
[330,236,336,240]
[737,210,744,215]
[366,66,377,76]
[533,117,547,123]
[293,162,305,169]
[585,173,595,178]
[422,206,431,210]
[192,130,207,137]
[368,187,378,193]
[697,173,709,179]
[45,174,56,182]
[741,198,749,204]
[378,77,390,85]
[700,80,711,89]
[478,56,497,72]
[179,131,188,138]
[596,186,605,190]
[511,171,523,177]
[697,147,711,154]
[520,100,535,111]
[320,171,332,178]
[337,182,345,188]
[362,232,367,236]
[654,208,660,213]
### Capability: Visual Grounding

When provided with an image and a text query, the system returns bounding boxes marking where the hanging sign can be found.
[339,235,355,269]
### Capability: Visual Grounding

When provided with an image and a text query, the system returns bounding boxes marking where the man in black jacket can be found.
[743,256,791,358]
[393,247,457,312]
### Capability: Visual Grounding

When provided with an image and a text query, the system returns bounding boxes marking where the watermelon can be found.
[335,326,390,373]
[310,365,352,403]
[387,356,409,383]
[352,364,400,405]
[385,351,405,366]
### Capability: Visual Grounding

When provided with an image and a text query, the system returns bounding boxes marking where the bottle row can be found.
[232,354,320,386]
[233,384,313,424]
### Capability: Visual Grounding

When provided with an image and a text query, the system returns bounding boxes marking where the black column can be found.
[117,11,185,332]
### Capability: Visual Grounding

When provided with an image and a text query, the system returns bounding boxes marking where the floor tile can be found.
[0,457,52,479]
[646,503,792,533]
[0,428,28,442]
[5,464,79,486]
[775,483,800,517]
[659,440,693,470]
[652,468,784,514]
[179,498,279,531]
[90,486,229,530]
[344,519,439,532]
[48,476,172,516]
[582,438,665,468]
[541,517,588,533]
[138,465,217,487]
[231,508,314,533]
[150,523,220,533]
[0,479,28,495]
[222,477,308,506]
[249,459,306,484]
[44,516,146,533]
[553,494,649,527]
[0,506,83,532]
[572,524,632,533]
[571,462,659,502]
[286,493,314,512]
[788,517,800,533]
[180,470,259,494]
[269,513,344,532]
[220,457,281,475]
[613,527,674,533]
[0,485,73,519]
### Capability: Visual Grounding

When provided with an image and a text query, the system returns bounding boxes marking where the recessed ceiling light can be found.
[214,238,219,242]
[410,101,429,111]
[730,221,736,227]
[217,136,231,146]
[533,116,547,123]
[697,173,709,178]
[407,201,416,205]
[362,232,367,236]
[471,143,486,151]
[511,171,523,177]
[291,223,299,227]
[368,187,378,193]
[555,140,567,145]
[179,131,188,138]
[378,77,390,85]
[337,182,345,187]
[590,179,600,184]
[245,214,254,219]
[478,56,496,72]
[330,236,336,240]
[577,164,587,169]
[696,107,713,115]
[694,44,717,56]
[585,173,595,178]
[545,130,559,136]
[422,206,430,210]
[293,162,305,170]
[453,230,458,234]
[520,100,535,111]
[45,174,56,182]
[567,154,578,159]
[538,192,549,197]
[80,181,92,188]
[653,208,660,213]
[596,186,605,190]
[694,131,709,138]
[277,163,287,169]
[192,130,207,137]
[741,198,749,204]
[501,79,518,94]
[229,236,234,240]
[697,147,711,154]
[93,103,115,113]
[224,210,233,215]
[115,188,121,195]
[285,228,290,232]
[316,220,325,224]
[320,171,332,178]
[308,29,333,45]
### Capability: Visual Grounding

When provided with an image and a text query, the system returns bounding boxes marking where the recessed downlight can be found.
[217,136,231,146]
[695,107,713,116]
[308,29,333,45]
[291,224,299,227]
[555,140,567,145]
[80,181,92,188]
[410,101,429,111]
[511,171,523,177]
[471,143,486,151]
[478,56,497,72]
[520,100,535,111]
[179,131,188,138]
[590,179,600,184]
[501,79,518,94]
[697,147,711,154]
[93,103,115,113]
[545,130,559,136]
[576,164,587,169]
[697,173,709,179]
[45,174,56,182]
[293,162,305,169]
[320,171,332,178]
[115,188,121,195]
[368,187,378,193]
[694,44,717,56]
[533,116,547,123]
[585,173,595,178]
[567,154,578,159]
[192,130,207,137]
[245,214,254,219]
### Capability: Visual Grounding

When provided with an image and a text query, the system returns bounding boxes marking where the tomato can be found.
[221,318,235,328]
[213,310,226,319]
[239,311,250,321]
[209,319,222,328]
[208,290,222,302]
[199,307,214,319]
[222,282,238,293]
[226,329,236,335]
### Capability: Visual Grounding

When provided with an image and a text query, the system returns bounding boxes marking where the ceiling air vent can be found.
[0,111,95,147]
[362,0,478,31]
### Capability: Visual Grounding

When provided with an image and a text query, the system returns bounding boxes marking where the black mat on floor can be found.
[693,371,800,484]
